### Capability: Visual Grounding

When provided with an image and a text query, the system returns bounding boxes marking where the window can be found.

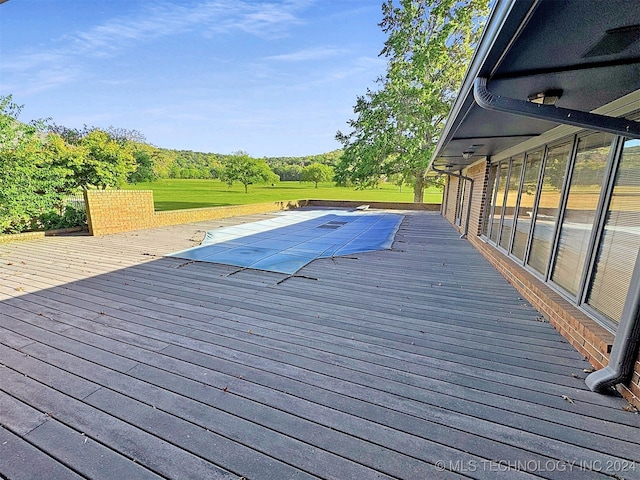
[455,176,466,227]
[482,164,498,237]
[499,156,524,250]
[586,138,640,323]
[511,150,543,260]
[490,161,509,243]
[551,133,614,296]
[527,141,573,275]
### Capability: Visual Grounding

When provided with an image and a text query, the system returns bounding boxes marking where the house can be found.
[430,0,640,407]
[1,0,639,477]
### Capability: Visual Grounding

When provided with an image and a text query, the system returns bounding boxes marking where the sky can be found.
[0,0,387,157]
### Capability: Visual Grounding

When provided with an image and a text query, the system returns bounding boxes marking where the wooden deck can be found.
[1,210,639,480]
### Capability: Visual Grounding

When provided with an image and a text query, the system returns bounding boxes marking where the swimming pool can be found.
[169,209,404,274]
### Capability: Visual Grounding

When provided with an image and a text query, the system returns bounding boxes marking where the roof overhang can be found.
[429,0,640,173]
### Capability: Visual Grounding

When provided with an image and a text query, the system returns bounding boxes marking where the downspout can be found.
[586,251,640,392]
[432,167,474,239]
[473,76,640,393]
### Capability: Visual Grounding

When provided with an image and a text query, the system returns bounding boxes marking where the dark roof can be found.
[430,0,640,172]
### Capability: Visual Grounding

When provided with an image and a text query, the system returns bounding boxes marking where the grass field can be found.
[123,179,443,211]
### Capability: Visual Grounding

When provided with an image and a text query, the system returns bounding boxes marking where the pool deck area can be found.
[1,209,639,480]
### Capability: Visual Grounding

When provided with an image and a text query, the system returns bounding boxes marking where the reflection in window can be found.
[511,150,543,260]
[499,156,523,250]
[527,142,573,275]
[490,161,509,243]
[455,177,466,226]
[587,139,640,323]
[551,133,614,296]
[482,164,498,237]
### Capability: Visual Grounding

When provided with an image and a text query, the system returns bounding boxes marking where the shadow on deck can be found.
[0,211,638,479]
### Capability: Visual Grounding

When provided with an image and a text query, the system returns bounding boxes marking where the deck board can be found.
[1,210,639,479]
[0,425,87,480]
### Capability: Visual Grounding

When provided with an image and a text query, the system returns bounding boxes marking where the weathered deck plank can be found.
[0,424,86,480]
[1,210,639,480]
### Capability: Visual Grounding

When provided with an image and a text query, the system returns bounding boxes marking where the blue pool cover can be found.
[169,210,403,274]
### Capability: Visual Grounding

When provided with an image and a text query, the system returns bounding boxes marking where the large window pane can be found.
[482,164,498,237]
[499,156,524,250]
[511,150,543,260]
[587,138,640,323]
[551,133,614,296]
[527,142,573,275]
[490,161,509,243]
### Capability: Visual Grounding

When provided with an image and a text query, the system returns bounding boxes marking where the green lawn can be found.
[122,179,443,211]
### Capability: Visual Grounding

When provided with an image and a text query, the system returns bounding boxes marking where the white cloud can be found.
[265,46,346,62]
[67,1,306,52]
[2,0,309,95]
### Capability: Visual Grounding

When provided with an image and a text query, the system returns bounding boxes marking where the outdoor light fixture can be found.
[462,150,474,159]
[527,89,563,106]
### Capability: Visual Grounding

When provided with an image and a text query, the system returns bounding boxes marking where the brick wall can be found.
[632,354,640,408]
[152,201,304,228]
[84,190,304,236]
[466,161,490,238]
[304,200,441,211]
[441,162,488,237]
[443,176,459,225]
[85,190,156,236]
[83,191,442,235]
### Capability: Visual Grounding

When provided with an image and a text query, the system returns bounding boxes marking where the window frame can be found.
[494,160,513,250]
[544,136,578,282]
[486,160,505,243]
[500,155,525,253]
[455,174,466,227]
[521,145,548,266]
[478,131,636,333]
[579,136,628,331]
[548,133,617,300]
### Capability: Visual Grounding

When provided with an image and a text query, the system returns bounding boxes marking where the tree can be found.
[47,123,138,188]
[76,129,136,189]
[0,95,68,232]
[335,89,396,189]
[337,0,488,202]
[220,152,279,193]
[45,132,89,193]
[272,164,303,181]
[301,163,334,188]
[128,148,157,184]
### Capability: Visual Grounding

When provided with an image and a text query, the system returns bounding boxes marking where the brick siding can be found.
[443,176,459,225]
[441,162,488,238]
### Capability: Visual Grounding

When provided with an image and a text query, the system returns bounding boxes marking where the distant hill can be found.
[145,146,342,181]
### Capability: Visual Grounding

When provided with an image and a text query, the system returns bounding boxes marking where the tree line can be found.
[0,94,337,233]
[142,149,342,182]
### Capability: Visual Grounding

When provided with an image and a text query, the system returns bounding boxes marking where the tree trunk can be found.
[413,172,425,203]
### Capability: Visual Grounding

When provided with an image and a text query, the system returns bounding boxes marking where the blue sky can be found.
[0,0,387,157]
